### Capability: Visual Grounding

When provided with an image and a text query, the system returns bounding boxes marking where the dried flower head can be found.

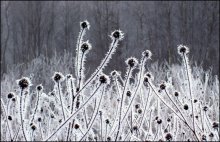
[184,104,189,110]
[157,119,162,124]
[203,106,208,111]
[36,84,43,91]
[107,136,111,141]
[174,91,179,97]
[66,74,73,79]
[8,115,12,121]
[142,50,152,59]
[52,72,65,83]
[17,77,32,90]
[31,124,37,131]
[81,41,92,53]
[110,30,124,41]
[177,44,189,55]
[105,119,110,124]
[212,122,219,129]
[209,132,214,138]
[125,57,138,68]
[135,104,140,109]
[137,108,143,114]
[99,74,110,84]
[74,124,80,129]
[160,83,166,90]
[126,91,131,97]
[165,133,173,141]
[7,92,15,99]
[38,117,42,122]
[80,20,90,29]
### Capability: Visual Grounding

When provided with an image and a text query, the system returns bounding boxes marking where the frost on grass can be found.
[1,21,219,141]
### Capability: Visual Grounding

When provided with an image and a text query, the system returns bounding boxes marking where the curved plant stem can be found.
[19,90,27,141]
[30,91,40,123]
[57,82,65,120]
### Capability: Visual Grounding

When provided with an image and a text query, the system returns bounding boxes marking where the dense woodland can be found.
[1,1,219,76]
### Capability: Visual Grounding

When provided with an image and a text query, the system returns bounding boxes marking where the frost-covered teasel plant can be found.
[1,21,219,142]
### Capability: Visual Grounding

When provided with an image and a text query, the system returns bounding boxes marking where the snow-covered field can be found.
[1,21,219,141]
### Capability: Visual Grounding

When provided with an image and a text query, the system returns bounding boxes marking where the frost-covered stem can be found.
[146,109,152,140]
[100,112,103,141]
[19,90,27,141]
[30,91,40,123]
[74,39,118,99]
[45,84,102,141]
[120,58,146,126]
[76,28,85,78]
[13,124,21,141]
[78,52,85,90]
[153,124,159,140]
[182,53,196,132]
[87,99,97,127]
[1,99,12,140]
[39,123,43,140]
[148,81,200,141]
[115,67,132,141]
[57,82,65,120]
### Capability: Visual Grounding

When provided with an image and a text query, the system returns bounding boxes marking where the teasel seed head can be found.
[135,104,140,109]
[81,41,92,53]
[142,50,152,59]
[99,73,110,84]
[177,44,189,55]
[110,30,124,41]
[183,104,189,110]
[17,77,32,90]
[203,106,208,111]
[126,90,131,97]
[8,115,12,121]
[125,57,138,68]
[52,72,65,83]
[165,133,173,141]
[36,84,43,92]
[80,20,90,30]
[212,122,219,129]
[7,92,15,99]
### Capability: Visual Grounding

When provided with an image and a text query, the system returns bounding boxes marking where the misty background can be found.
[1,1,219,76]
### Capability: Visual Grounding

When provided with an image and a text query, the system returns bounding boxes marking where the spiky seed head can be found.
[80,20,90,29]
[8,115,12,121]
[165,133,172,141]
[184,104,189,110]
[81,41,92,53]
[107,137,111,141]
[38,117,42,122]
[174,91,179,97]
[110,70,120,77]
[99,74,110,84]
[132,126,138,131]
[66,74,73,79]
[110,30,124,41]
[135,104,140,109]
[137,108,142,114]
[160,83,166,90]
[17,77,32,90]
[202,135,206,141]
[194,99,198,103]
[7,92,15,99]
[142,50,152,59]
[177,44,189,55]
[157,119,162,124]
[212,122,219,129]
[203,106,208,111]
[105,119,110,124]
[209,132,214,138]
[12,97,16,102]
[74,124,80,129]
[31,124,37,131]
[52,72,65,83]
[36,84,43,91]
[126,91,131,97]
[125,57,138,68]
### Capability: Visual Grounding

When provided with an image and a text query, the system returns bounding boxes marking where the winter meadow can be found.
[1,20,219,141]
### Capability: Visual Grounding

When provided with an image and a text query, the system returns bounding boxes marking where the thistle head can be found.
[17,77,32,90]
[125,57,138,68]
[80,20,90,29]
[81,41,92,53]
[7,92,15,99]
[142,50,152,59]
[52,72,65,83]
[99,73,110,84]
[110,30,124,41]
[177,44,189,55]
[36,84,43,92]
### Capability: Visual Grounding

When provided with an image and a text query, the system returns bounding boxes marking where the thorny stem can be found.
[19,90,27,141]
[45,84,102,141]
[79,86,104,141]
[183,53,196,133]
[115,67,132,141]
[74,39,118,100]
[57,82,66,120]
[30,91,40,123]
